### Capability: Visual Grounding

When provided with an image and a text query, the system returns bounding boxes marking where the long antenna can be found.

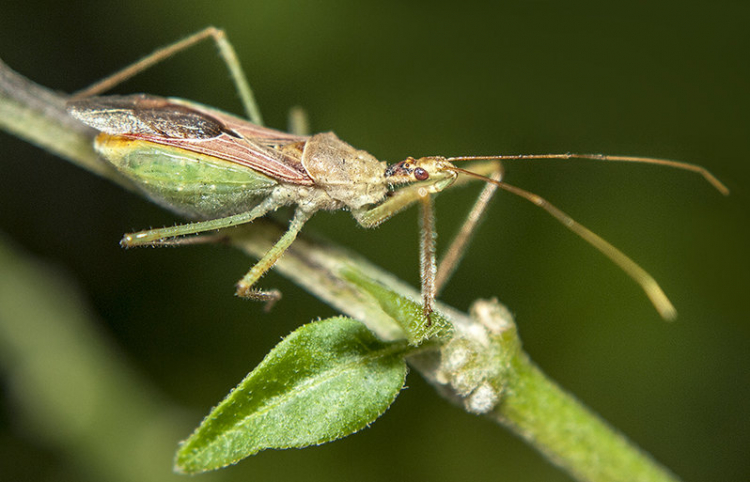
[446,166,680,320]
[444,153,729,196]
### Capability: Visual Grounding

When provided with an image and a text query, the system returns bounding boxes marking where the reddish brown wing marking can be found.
[129,132,314,185]
[67,94,315,186]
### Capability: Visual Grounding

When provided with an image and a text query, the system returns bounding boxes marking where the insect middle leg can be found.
[434,165,502,296]
[235,207,314,308]
[123,201,314,309]
[71,27,263,125]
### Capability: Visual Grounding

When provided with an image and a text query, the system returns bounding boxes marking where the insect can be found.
[66,27,728,321]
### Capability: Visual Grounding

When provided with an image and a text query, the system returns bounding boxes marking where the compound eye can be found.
[414,167,429,181]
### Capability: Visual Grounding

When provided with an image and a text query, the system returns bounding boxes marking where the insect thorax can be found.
[301,133,389,210]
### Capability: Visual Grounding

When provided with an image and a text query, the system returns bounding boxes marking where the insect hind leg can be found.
[71,27,263,125]
[121,200,276,247]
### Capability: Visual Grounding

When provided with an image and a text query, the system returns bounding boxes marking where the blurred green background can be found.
[0,1,747,481]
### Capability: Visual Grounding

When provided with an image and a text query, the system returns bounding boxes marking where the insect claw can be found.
[235,283,282,311]
[423,309,433,328]
[262,291,282,312]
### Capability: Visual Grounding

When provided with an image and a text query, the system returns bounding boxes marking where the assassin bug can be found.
[66,27,728,321]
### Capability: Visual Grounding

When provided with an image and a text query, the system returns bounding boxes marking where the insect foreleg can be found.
[419,195,437,321]
[71,27,263,126]
[352,185,427,228]
[352,160,501,319]
[235,207,314,307]
[121,199,277,248]
[352,161,501,228]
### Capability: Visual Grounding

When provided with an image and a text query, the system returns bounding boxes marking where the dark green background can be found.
[1,2,747,481]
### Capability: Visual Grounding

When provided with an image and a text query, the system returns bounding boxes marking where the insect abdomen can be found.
[96,134,277,219]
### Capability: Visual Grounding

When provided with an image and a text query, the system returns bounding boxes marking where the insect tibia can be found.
[120,232,227,248]
[120,233,150,248]
[119,232,175,248]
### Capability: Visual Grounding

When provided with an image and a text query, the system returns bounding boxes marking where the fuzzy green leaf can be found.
[174,317,407,474]
[342,268,453,346]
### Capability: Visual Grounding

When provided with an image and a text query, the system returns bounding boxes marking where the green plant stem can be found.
[0,59,681,482]
[497,352,678,482]
[0,59,135,189]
